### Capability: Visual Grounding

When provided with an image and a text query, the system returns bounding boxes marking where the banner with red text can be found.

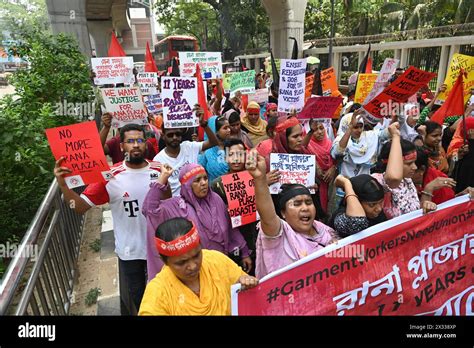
[232,195,474,315]
[91,57,134,85]
[221,171,257,228]
[101,87,148,128]
[46,121,111,188]
[363,66,436,123]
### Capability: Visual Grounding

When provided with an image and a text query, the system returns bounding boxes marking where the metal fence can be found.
[0,180,84,315]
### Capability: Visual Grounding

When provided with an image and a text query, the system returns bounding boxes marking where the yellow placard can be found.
[354,73,378,104]
[438,53,474,104]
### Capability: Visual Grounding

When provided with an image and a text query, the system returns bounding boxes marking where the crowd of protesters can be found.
[54,57,474,316]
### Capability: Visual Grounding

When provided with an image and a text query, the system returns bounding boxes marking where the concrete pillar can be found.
[87,20,113,57]
[358,51,364,69]
[448,44,460,64]
[333,52,341,84]
[254,58,261,73]
[262,0,308,59]
[46,0,92,58]
[437,45,450,90]
[394,49,402,63]
[400,47,409,68]
[245,58,251,69]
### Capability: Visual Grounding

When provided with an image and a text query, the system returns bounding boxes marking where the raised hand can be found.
[53,157,72,188]
[388,121,400,138]
[101,113,112,128]
[246,149,267,180]
[158,163,174,185]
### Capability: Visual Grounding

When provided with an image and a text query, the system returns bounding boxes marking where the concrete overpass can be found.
[46,0,308,61]
[46,0,157,60]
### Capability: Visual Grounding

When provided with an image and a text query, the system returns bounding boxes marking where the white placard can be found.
[101,87,148,128]
[269,153,316,194]
[91,57,134,85]
[137,72,158,95]
[278,59,307,113]
[363,58,399,105]
[161,77,199,129]
[179,51,223,79]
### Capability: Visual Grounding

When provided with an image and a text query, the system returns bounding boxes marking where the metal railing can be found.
[0,180,84,315]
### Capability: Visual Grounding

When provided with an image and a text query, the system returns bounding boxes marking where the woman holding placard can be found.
[246,148,336,279]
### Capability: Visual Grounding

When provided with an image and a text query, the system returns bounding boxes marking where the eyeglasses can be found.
[124,138,146,144]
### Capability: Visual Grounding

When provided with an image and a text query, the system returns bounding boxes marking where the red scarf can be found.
[308,129,334,171]
[420,167,455,205]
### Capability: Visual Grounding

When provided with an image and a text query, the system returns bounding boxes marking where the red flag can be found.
[365,57,373,73]
[195,64,210,141]
[431,69,466,125]
[108,32,126,57]
[144,42,158,73]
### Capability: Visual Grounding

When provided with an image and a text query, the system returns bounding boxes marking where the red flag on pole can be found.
[144,42,158,73]
[108,32,126,57]
[195,64,210,141]
[431,69,466,125]
[365,57,373,73]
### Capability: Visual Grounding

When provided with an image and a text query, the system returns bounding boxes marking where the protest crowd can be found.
[50,33,474,316]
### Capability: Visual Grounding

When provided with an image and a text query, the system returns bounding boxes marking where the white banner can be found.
[161,77,199,129]
[101,87,148,128]
[137,72,158,95]
[179,51,223,79]
[363,58,399,105]
[91,57,134,85]
[269,153,316,194]
[278,59,307,113]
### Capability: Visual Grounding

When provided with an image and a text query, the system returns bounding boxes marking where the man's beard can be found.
[125,151,145,164]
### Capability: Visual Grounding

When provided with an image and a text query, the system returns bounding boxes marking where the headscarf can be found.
[448,117,474,155]
[308,120,334,171]
[178,164,230,245]
[265,117,311,170]
[241,101,267,137]
[264,103,278,120]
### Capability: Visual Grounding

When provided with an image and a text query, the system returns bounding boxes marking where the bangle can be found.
[421,191,433,197]
[344,194,359,203]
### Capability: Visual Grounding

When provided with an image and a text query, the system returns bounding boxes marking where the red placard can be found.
[221,171,257,228]
[232,196,474,316]
[45,121,111,188]
[364,66,436,123]
[297,96,343,120]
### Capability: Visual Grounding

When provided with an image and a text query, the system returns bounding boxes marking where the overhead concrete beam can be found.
[261,0,308,60]
[46,0,92,58]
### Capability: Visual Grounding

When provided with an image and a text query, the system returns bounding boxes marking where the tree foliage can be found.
[153,0,269,56]
[304,0,474,40]
[0,1,94,247]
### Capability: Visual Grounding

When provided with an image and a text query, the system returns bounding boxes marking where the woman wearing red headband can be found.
[142,163,252,282]
[372,123,437,219]
[139,218,258,315]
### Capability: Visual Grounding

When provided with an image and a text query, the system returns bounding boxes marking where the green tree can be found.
[153,0,269,56]
[0,1,94,249]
